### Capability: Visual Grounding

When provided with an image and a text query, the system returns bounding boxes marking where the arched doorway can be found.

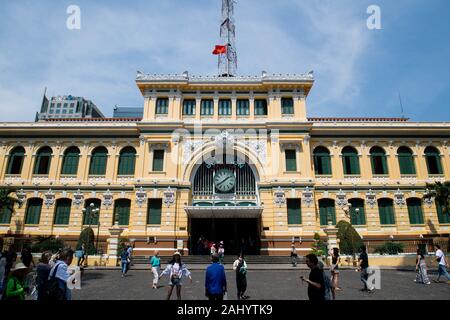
[186,152,262,255]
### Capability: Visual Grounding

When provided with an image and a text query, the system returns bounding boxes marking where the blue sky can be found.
[0,0,449,121]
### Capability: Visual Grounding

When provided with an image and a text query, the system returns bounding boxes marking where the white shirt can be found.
[49,260,72,282]
[436,249,446,266]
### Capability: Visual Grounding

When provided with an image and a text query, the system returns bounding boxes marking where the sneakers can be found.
[426,282,431,285]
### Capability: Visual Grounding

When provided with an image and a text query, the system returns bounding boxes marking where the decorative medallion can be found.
[302,187,314,207]
[365,189,377,209]
[102,189,113,209]
[274,187,286,207]
[73,189,84,208]
[336,189,348,208]
[44,189,55,209]
[135,187,147,208]
[394,189,406,207]
[163,187,176,207]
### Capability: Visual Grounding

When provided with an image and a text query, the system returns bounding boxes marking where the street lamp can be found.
[82,203,100,254]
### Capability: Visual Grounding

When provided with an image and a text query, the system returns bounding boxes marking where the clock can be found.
[214,169,236,192]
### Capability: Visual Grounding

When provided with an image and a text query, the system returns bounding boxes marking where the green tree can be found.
[374,241,404,255]
[336,220,363,256]
[311,233,327,257]
[76,227,96,255]
[0,188,21,220]
[31,236,65,253]
[424,181,450,215]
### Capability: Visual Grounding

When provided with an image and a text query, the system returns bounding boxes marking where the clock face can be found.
[214,169,236,192]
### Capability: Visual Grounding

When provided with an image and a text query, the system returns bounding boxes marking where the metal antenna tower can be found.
[219,0,237,77]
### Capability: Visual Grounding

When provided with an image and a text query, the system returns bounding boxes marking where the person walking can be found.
[290,243,298,267]
[150,251,161,289]
[2,262,31,300]
[218,241,225,264]
[35,252,52,300]
[126,245,133,273]
[357,245,374,293]
[330,247,342,296]
[414,249,430,285]
[433,244,450,283]
[159,252,192,300]
[205,253,227,301]
[75,246,85,267]
[47,248,75,300]
[300,253,325,301]
[210,243,217,256]
[120,247,129,278]
[233,253,249,300]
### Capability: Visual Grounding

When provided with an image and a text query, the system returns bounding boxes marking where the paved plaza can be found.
[72,268,450,300]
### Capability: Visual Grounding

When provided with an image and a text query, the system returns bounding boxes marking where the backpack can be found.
[323,273,332,301]
[43,263,66,301]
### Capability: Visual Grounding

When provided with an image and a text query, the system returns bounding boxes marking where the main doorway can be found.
[189,218,260,255]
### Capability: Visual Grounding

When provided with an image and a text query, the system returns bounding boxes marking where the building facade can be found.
[1,72,449,256]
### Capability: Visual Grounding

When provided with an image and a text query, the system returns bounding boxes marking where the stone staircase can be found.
[130,255,305,267]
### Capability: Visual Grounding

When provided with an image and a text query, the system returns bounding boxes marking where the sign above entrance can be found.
[184,205,263,219]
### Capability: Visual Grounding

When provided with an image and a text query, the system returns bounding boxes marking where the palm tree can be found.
[424,181,450,215]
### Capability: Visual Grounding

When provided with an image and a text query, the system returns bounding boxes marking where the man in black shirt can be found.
[301,253,325,301]
[358,245,374,292]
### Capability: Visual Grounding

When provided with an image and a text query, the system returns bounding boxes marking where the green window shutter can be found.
[7,148,25,175]
[89,149,108,175]
[83,200,100,225]
[152,150,164,172]
[319,199,336,226]
[254,99,267,115]
[201,100,214,116]
[378,199,395,225]
[219,100,231,115]
[237,99,249,116]
[349,199,366,225]
[183,100,196,115]
[54,199,71,225]
[281,98,294,114]
[147,199,162,225]
[287,199,301,225]
[350,155,360,175]
[0,207,12,224]
[314,151,332,175]
[114,200,130,226]
[118,149,136,175]
[398,148,416,175]
[25,199,42,225]
[407,199,424,225]
[425,151,443,175]
[156,98,169,115]
[34,148,52,175]
[436,202,450,224]
[61,148,80,175]
[285,149,297,172]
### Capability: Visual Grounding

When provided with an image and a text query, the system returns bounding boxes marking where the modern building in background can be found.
[1,71,449,256]
[113,106,143,119]
[35,94,105,121]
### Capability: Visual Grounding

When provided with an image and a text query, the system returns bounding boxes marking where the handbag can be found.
[43,264,66,301]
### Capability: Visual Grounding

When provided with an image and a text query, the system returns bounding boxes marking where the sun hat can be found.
[11,262,30,272]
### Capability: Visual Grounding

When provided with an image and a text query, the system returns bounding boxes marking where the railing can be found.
[364,239,449,254]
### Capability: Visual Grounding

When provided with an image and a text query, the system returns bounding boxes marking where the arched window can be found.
[61,147,80,175]
[33,147,53,175]
[113,199,131,226]
[407,198,424,225]
[118,147,136,176]
[348,198,366,225]
[54,198,72,225]
[377,198,395,225]
[424,146,443,175]
[83,199,101,225]
[319,199,336,226]
[436,202,450,224]
[89,147,108,175]
[370,146,388,175]
[0,207,13,225]
[25,198,43,225]
[6,146,25,175]
[397,146,416,175]
[342,146,360,175]
[313,147,332,175]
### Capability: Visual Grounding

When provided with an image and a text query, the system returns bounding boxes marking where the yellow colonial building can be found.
[1,71,449,256]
